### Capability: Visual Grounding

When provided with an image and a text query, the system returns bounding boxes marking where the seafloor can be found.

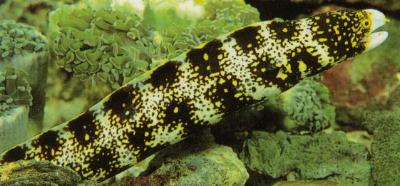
[0,0,399,185]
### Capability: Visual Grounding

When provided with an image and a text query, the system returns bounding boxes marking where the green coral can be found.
[278,78,336,132]
[49,0,259,89]
[240,131,370,185]
[0,20,47,61]
[362,109,400,186]
[0,68,32,115]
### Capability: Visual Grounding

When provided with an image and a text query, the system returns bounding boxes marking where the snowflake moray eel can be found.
[0,9,388,181]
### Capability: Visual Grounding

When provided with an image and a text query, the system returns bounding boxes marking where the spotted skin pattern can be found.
[0,10,376,181]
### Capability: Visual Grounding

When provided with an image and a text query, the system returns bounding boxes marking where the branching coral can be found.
[278,78,336,132]
[0,20,47,61]
[0,68,32,115]
[49,0,259,89]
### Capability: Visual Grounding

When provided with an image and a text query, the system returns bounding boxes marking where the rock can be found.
[274,180,338,186]
[151,144,248,186]
[362,109,400,186]
[114,129,249,186]
[0,68,32,153]
[240,131,370,185]
[0,160,82,186]
[0,107,29,154]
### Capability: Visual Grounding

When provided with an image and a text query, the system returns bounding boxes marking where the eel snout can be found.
[364,9,389,52]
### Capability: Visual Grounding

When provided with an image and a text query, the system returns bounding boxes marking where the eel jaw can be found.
[365,31,388,52]
[364,9,389,52]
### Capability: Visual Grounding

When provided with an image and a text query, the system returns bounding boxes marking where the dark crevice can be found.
[245,0,400,20]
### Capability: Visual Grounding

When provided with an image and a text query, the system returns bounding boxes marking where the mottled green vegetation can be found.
[0,20,47,61]
[261,78,335,133]
[0,68,32,115]
[49,0,259,89]
[240,131,370,185]
[0,160,82,186]
[362,109,400,186]
[280,78,335,132]
[0,0,79,33]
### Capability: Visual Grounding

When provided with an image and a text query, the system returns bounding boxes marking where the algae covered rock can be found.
[0,160,82,186]
[240,131,370,185]
[114,129,249,186]
[149,144,248,186]
[363,109,400,186]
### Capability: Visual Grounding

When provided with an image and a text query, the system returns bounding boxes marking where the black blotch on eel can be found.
[186,39,224,76]
[0,145,29,163]
[66,111,97,146]
[31,130,61,160]
[145,60,181,88]
[229,26,260,52]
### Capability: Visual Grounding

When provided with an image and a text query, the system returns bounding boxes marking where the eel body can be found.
[0,9,388,181]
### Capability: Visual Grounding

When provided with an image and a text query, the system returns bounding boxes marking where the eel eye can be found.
[362,20,370,28]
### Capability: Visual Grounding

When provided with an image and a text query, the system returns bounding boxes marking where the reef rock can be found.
[115,129,249,186]
[240,131,370,185]
[0,160,82,186]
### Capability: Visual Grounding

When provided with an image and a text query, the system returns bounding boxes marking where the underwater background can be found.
[0,0,399,185]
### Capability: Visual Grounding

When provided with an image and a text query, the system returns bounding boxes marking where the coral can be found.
[49,0,259,89]
[0,160,82,186]
[0,68,32,115]
[0,20,47,61]
[362,109,400,186]
[240,131,370,185]
[0,0,79,33]
[0,19,49,125]
[278,78,335,132]
[49,1,150,89]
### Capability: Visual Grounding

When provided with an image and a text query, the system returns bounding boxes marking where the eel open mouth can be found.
[364,9,389,52]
